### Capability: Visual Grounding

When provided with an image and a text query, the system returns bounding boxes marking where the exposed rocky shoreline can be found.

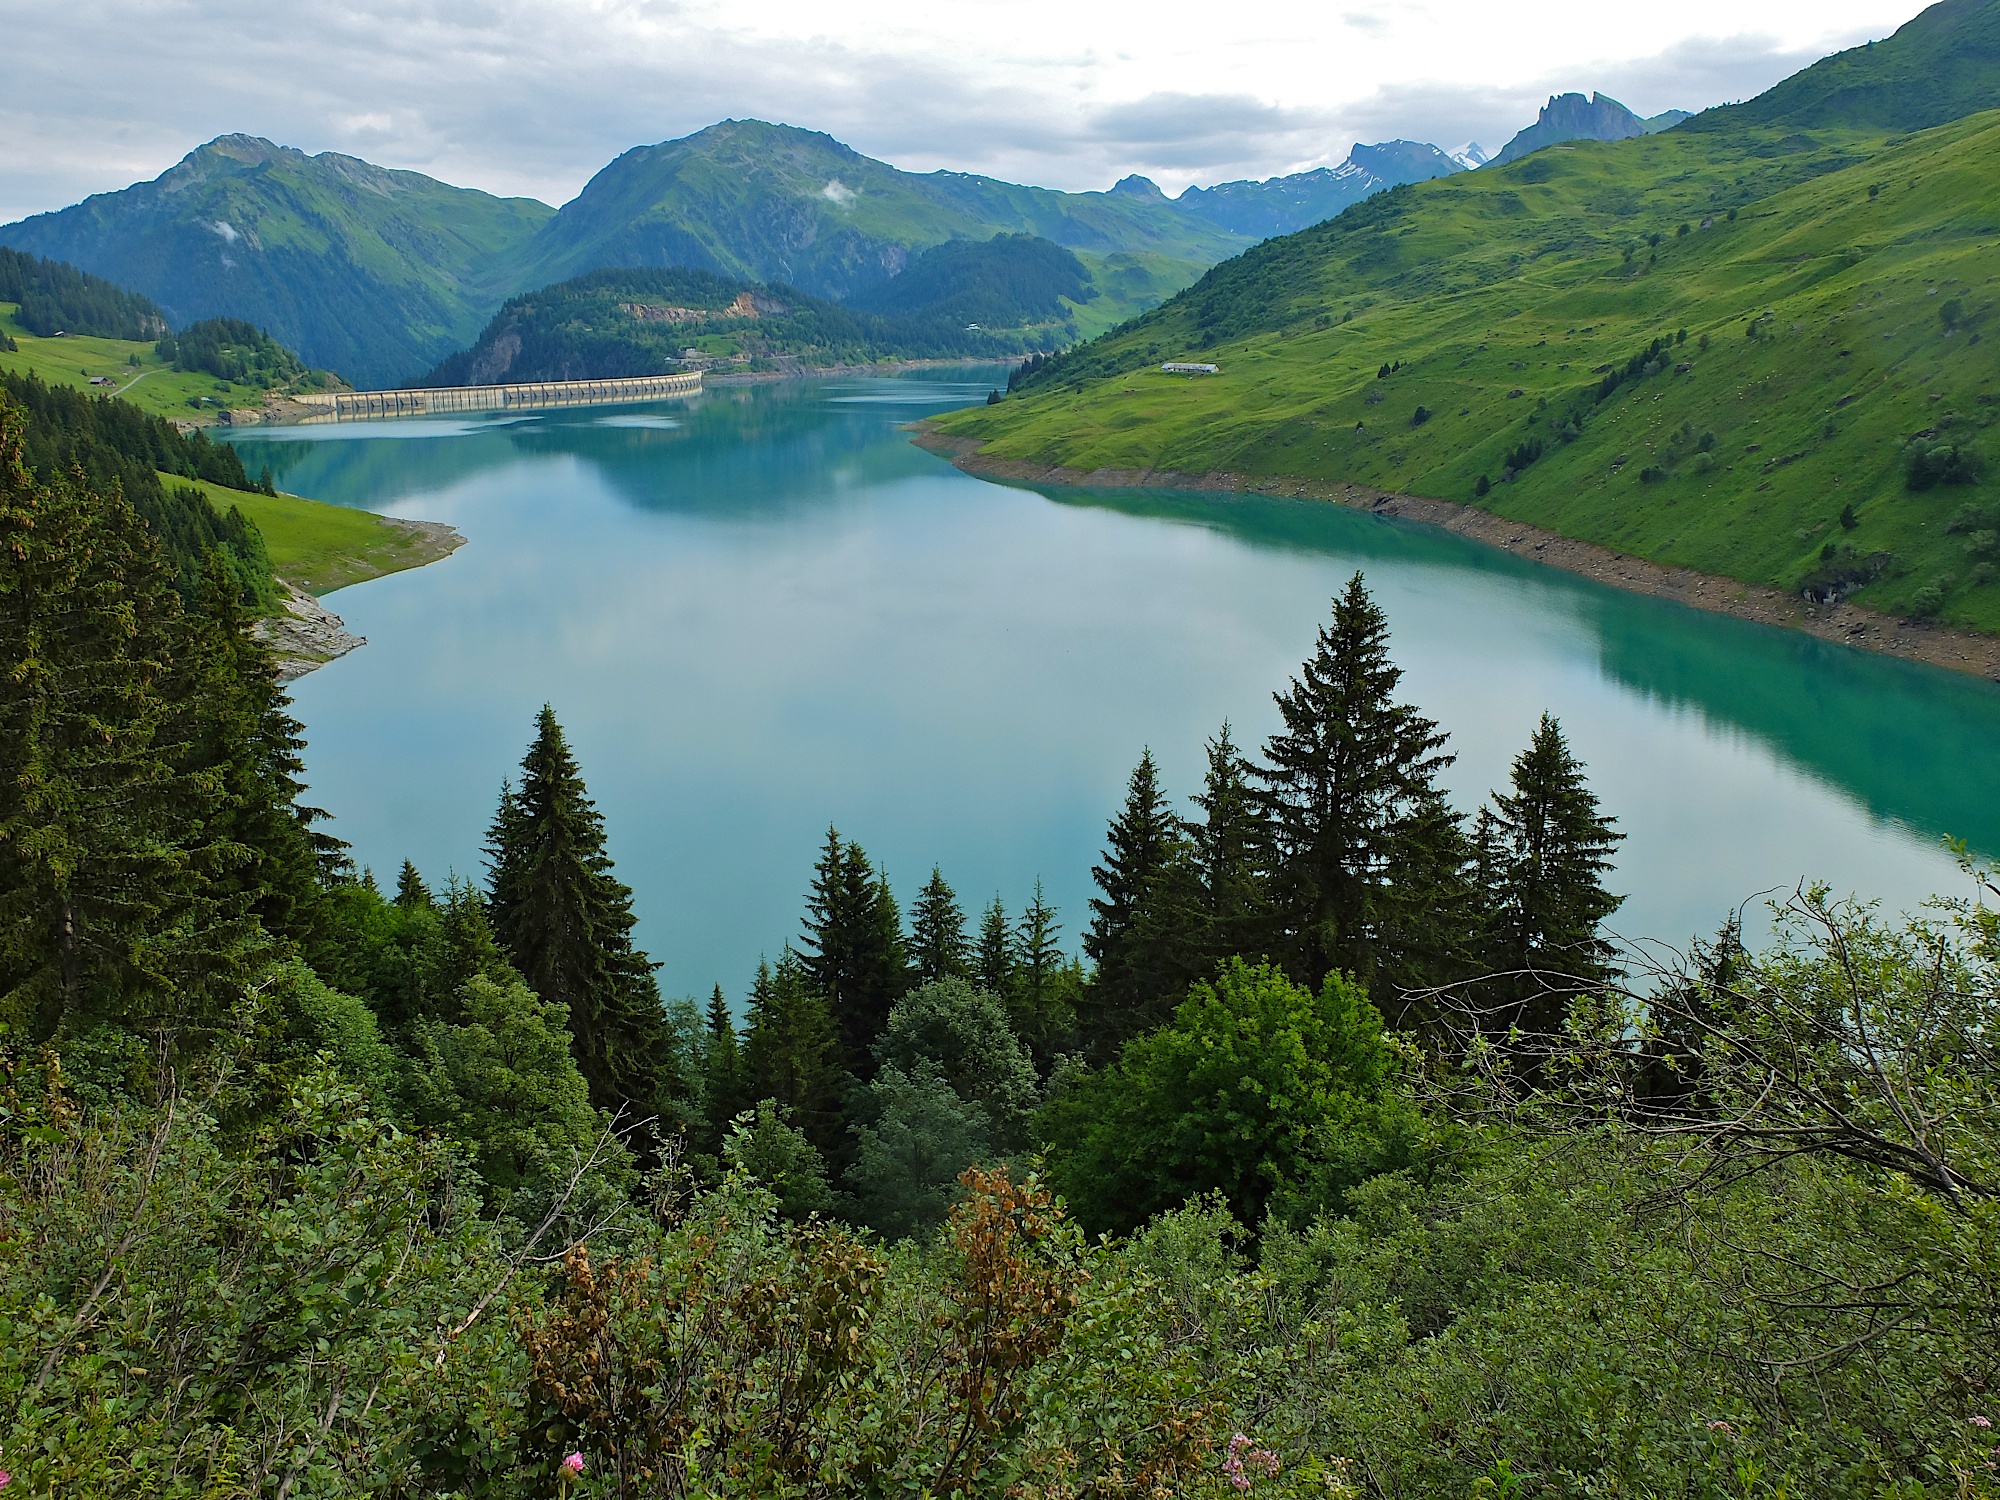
[909,424,2000,686]
[254,584,366,680]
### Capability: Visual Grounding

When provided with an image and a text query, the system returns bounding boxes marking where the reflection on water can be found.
[224,371,2000,998]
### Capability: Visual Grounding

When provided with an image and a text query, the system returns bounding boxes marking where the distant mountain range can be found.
[0,103,1698,385]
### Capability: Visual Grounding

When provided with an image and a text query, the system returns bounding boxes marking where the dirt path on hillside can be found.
[909,424,2000,686]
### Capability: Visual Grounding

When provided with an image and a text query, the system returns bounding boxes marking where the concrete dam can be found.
[292,371,703,422]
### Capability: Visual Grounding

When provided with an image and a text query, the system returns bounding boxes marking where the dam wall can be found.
[293,371,703,422]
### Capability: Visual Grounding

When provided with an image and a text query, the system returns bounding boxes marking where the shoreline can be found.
[255,516,465,680]
[909,424,2000,686]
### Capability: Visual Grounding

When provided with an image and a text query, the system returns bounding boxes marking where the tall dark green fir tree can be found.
[0,400,263,1048]
[1252,573,1457,993]
[1483,713,1624,1034]
[699,983,747,1151]
[742,954,845,1159]
[486,706,672,1120]
[1189,722,1271,971]
[908,865,970,985]
[798,827,907,1076]
[395,860,433,910]
[1082,749,1197,1057]
[1013,880,1075,1064]
[976,895,1014,999]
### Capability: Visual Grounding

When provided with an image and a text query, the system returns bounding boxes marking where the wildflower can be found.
[1972,1416,1993,1430]
[562,1452,586,1475]
[1,1471,10,1489]
[1221,1433,1281,1492]
[1705,1420,1736,1435]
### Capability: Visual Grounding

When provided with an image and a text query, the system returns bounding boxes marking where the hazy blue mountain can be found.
[1171,140,1465,239]
[0,136,554,385]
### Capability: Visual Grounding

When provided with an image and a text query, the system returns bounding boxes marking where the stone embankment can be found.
[910,424,2000,685]
[255,585,365,681]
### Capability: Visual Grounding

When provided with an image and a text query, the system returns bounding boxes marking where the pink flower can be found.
[1972,1416,1993,1430]
[562,1452,585,1475]
[1,1470,11,1489]
[1706,1420,1736,1435]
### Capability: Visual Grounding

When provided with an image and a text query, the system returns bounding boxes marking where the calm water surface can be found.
[225,372,2000,1000]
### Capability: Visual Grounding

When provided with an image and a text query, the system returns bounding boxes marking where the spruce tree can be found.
[699,983,747,1151]
[395,860,433,910]
[908,866,970,985]
[1189,721,1275,978]
[798,827,907,1076]
[169,551,336,947]
[742,954,845,1159]
[1484,713,1624,1034]
[486,706,670,1120]
[1012,880,1076,1062]
[0,403,262,1047]
[1082,750,1198,1057]
[1252,573,1456,992]
[976,895,1014,999]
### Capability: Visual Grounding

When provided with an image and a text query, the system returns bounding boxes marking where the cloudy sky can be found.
[0,0,1928,223]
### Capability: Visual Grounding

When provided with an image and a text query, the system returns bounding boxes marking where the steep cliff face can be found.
[1491,94,1649,166]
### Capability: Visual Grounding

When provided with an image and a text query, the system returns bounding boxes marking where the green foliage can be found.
[0,246,168,340]
[1478,713,1625,1032]
[798,826,907,1076]
[1253,573,1468,996]
[424,264,1040,386]
[1042,958,1417,1234]
[846,233,1091,329]
[742,954,846,1160]
[872,977,1040,1144]
[847,1062,994,1238]
[406,973,615,1215]
[0,368,273,606]
[486,707,676,1124]
[1082,747,1199,1057]
[1906,435,1986,490]
[907,865,971,985]
[155,316,309,387]
[723,1098,834,1221]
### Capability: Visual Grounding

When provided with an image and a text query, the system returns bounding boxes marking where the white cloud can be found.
[0,0,1930,223]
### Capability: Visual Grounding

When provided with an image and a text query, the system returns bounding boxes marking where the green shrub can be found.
[1910,582,1947,617]
[1906,439,1985,490]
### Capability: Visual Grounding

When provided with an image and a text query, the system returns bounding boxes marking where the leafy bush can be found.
[1910,582,1947,617]
[1906,438,1986,490]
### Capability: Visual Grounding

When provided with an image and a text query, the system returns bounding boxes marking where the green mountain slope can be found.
[935,107,2000,631]
[0,136,554,386]
[501,120,1252,309]
[1686,0,2000,133]
[422,265,1046,385]
[0,247,168,339]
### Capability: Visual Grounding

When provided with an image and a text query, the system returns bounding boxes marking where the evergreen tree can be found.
[1012,880,1076,1063]
[798,827,907,1076]
[698,983,747,1151]
[485,707,670,1120]
[976,895,1014,998]
[0,401,263,1048]
[907,866,970,985]
[395,861,433,910]
[1082,749,1198,1056]
[1189,722,1271,969]
[1484,713,1625,1034]
[1252,574,1457,992]
[742,954,845,1159]
[169,551,337,947]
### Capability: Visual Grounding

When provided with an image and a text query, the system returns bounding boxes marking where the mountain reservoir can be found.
[223,369,2000,999]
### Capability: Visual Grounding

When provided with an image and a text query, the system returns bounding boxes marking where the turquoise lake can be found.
[224,370,2000,1001]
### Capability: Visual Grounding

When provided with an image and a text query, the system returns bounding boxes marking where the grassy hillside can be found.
[0,136,555,387]
[168,473,453,595]
[0,303,317,420]
[937,107,2000,631]
[500,120,1249,309]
